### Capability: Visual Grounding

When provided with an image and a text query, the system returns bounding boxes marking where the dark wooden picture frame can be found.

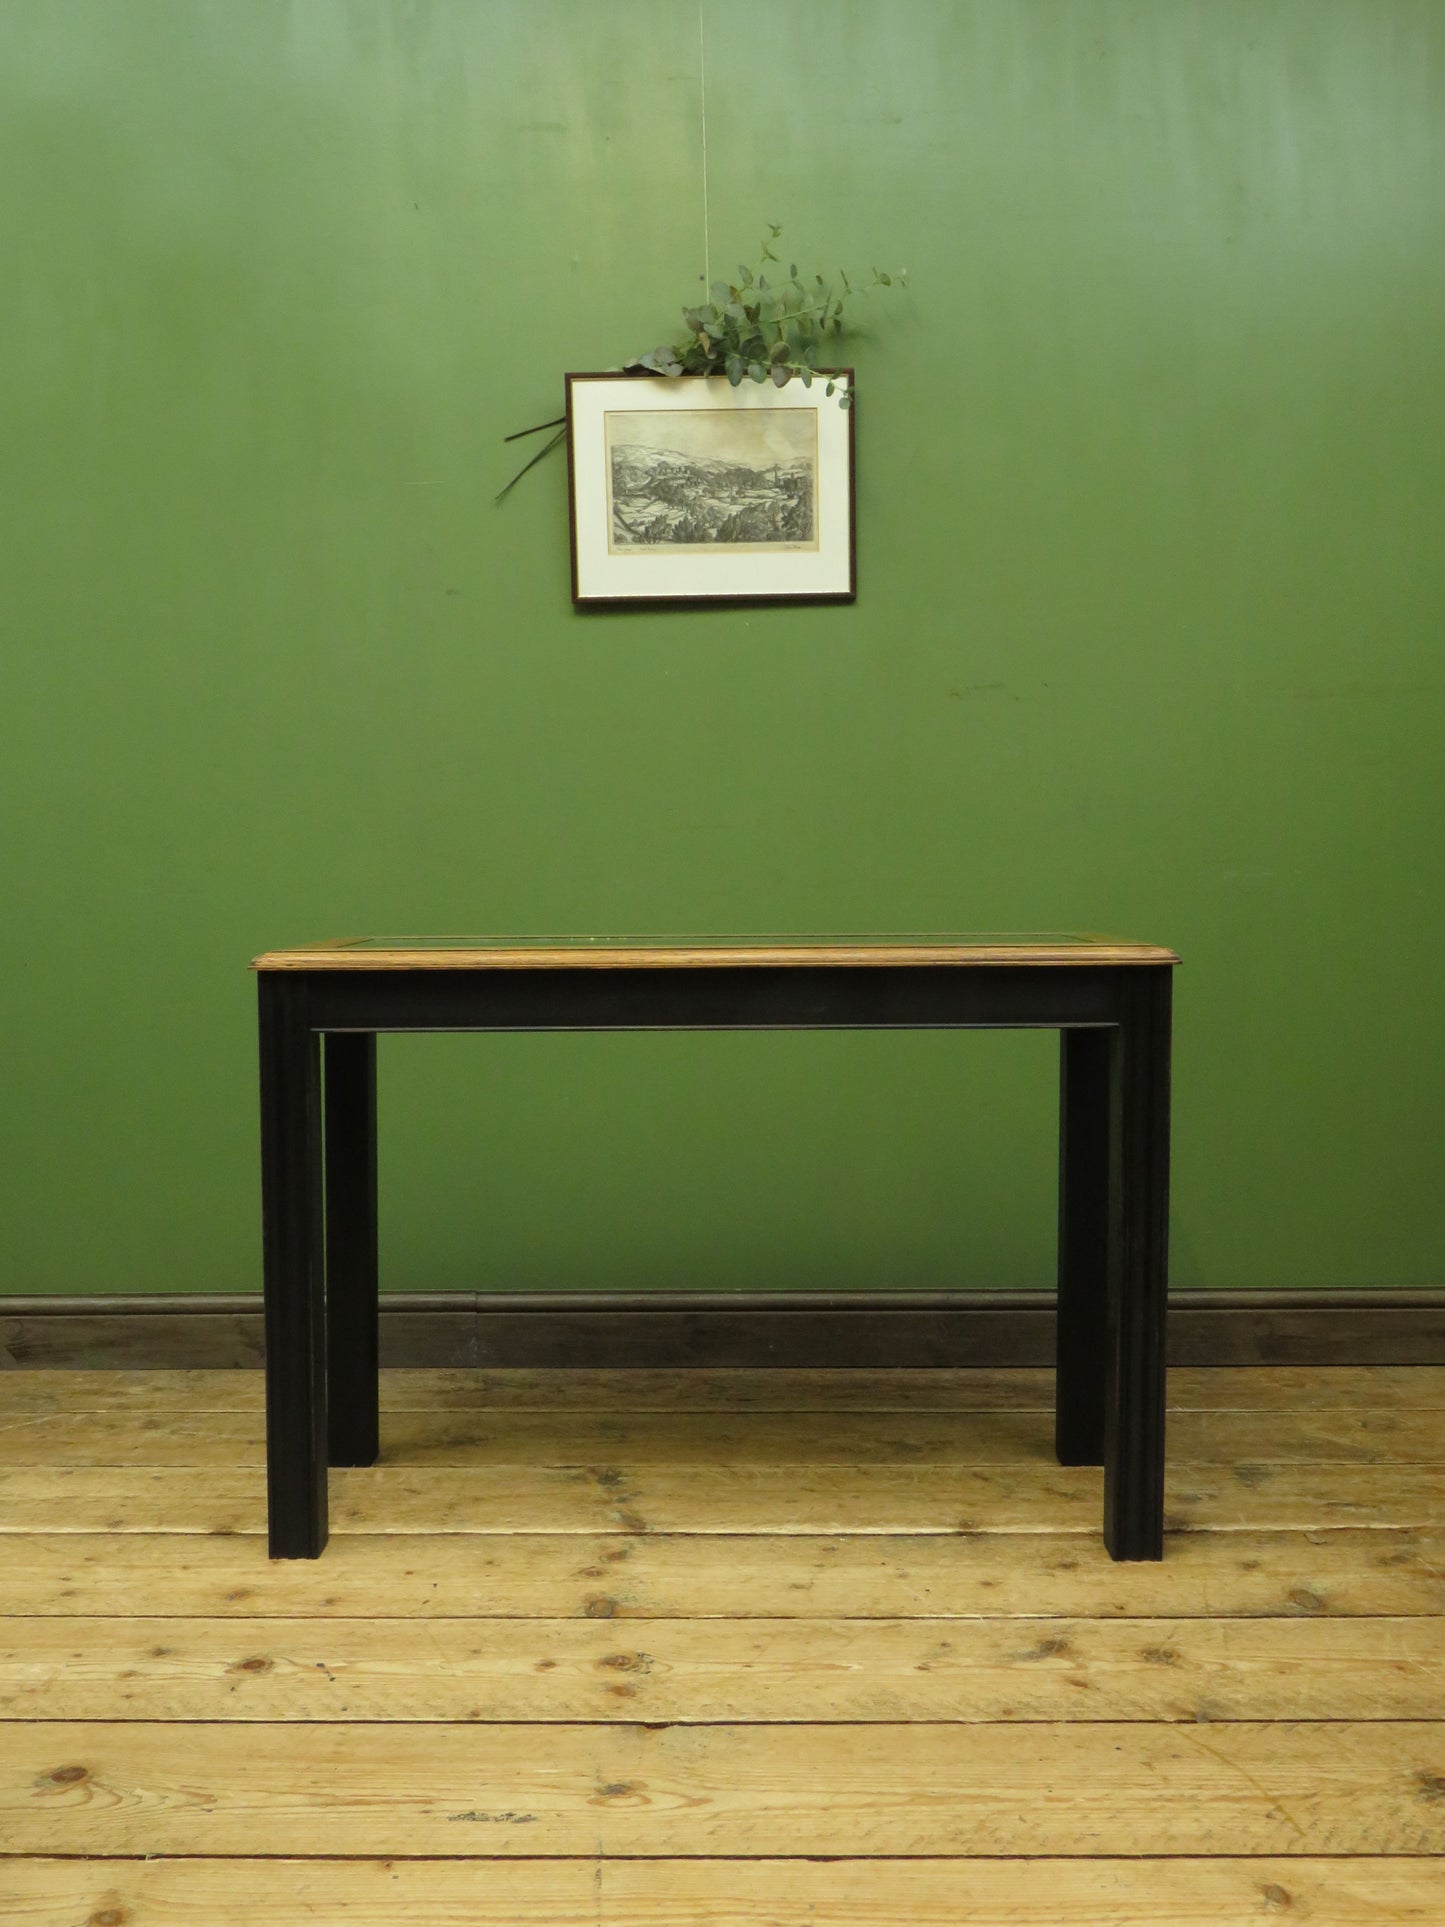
[566,370,856,608]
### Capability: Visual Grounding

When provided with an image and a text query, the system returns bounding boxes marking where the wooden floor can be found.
[1,1366,1443,1922]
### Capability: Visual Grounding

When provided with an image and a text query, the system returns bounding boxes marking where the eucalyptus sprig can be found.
[497,226,905,499]
[624,224,906,405]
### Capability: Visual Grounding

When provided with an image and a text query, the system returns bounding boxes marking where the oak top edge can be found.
[252,937,1180,972]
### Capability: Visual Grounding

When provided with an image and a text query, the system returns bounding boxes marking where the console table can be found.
[253,935,1177,1562]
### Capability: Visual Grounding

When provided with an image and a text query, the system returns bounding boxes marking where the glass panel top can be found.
[254,932,1179,970]
[331,933,1110,951]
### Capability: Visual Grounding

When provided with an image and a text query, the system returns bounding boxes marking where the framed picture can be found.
[565,371,855,607]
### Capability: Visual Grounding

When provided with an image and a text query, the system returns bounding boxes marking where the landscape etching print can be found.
[605,407,819,554]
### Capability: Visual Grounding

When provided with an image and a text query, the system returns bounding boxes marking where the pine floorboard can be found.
[3,1856,1443,1924]
[9,1405,1445,1463]
[1,1364,1443,1922]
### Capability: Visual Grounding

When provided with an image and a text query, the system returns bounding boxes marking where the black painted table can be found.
[253,934,1177,1561]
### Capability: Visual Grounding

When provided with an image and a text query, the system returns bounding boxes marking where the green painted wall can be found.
[3,1,1441,1299]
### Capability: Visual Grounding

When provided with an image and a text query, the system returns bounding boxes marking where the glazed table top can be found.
[252,934,1180,972]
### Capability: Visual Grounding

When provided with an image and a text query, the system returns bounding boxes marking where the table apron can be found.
[302,964,1132,1034]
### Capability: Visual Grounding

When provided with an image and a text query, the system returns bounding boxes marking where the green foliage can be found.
[498,227,906,497]
[624,225,907,410]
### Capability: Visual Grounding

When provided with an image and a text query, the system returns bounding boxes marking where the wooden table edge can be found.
[251,941,1181,972]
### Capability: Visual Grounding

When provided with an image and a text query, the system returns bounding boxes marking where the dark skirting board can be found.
[3,1289,1443,1371]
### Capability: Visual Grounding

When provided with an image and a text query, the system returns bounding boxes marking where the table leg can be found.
[324,1032,379,1466]
[259,975,327,1558]
[1103,967,1172,1561]
[1055,1027,1111,1466]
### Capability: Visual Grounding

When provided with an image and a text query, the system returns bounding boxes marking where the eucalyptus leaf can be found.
[500,226,902,501]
